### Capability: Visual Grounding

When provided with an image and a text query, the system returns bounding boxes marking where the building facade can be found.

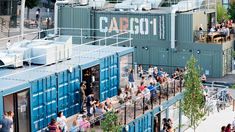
[58,5,234,78]
[0,0,18,27]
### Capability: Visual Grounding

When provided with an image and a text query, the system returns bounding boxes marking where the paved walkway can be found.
[207,70,235,84]
[186,106,235,132]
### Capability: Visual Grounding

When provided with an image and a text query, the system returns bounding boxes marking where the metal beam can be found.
[20,0,25,37]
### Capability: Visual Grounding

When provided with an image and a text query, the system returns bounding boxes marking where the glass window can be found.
[119,53,133,88]
[168,101,180,131]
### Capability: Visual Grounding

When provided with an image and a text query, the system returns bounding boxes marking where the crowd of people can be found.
[118,65,185,104]
[221,121,235,132]
[198,19,234,42]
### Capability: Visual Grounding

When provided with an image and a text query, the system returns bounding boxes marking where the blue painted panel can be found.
[31,74,57,131]
[126,112,153,132]
[100,55,119,101]
[0,91,3,119]
[58,67,80,117]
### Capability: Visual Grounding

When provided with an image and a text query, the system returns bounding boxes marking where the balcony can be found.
[66,75,185,131]
[194,29,235,45]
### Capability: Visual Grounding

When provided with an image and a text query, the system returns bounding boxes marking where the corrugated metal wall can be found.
[57,6,233,77]
[58,6,92,44]
[100,54,119,101]
[30,67,80,131]
[127,112,153,132]
[57,67,80,117]
[176,14,193,43]
[31,75,57,131]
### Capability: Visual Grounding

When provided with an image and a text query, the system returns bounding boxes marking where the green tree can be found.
[25,0,38,19]
[228,2,235,21]
[101,111,121,132]
[182,56,205,132]
[217,2,229,23]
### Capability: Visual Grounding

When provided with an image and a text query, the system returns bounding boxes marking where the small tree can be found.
[101,111,121,132]
[25,0,38,19]
[228,2,235,21]
[217,2,229,23]
[182,56,205,132]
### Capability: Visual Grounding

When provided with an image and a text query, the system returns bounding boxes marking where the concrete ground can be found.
[186,106,235,132]
[207,70,235,85]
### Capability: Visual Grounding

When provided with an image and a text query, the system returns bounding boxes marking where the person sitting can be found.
[124,85,132,100]
[148,75,156,85]
[79,115,91,132]
[56,111,67,132]
[70,119,79,132]
[117,88,125,104]
[225,124,231,132]
[221,126,226,132]
[140,76,146,86]
[210,26,216,32]
[148,83,157,101]
[148,65,154,76]
[48,118,60,132]
[138,82,145,92]
[201,74,207,83]
[142,87,151,101]
[95,103,106,117]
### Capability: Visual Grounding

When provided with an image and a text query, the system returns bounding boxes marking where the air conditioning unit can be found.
[31,45,57,65]
[0,52,23,68]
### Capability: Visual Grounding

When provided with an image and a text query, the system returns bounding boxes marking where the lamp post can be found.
[20,0,25,37]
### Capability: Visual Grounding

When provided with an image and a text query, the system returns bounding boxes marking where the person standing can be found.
[138,64,143,78]
[6,40,11,50]
[0,113,13,132]
[36,8,40,21]
[56,111,67,132]
[86,92,96,117]
[79,81,86,114]
[7,111,14,132]
[128,69,135,89]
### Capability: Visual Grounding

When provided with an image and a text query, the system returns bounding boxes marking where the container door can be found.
[17,90,30,132]
[3,89,30,132]
[109,55,118,97]
[58,71,69,116]
[100,58,109,101]
[31,80,44,131]
[44,75,57,125]
[68,67,80,116]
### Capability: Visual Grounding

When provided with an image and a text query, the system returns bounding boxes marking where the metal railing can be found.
[64,77,184,131]
[0,28,132,82]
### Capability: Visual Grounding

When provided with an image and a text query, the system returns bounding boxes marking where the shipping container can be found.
[0,42,134,132]
[58,5,234,77]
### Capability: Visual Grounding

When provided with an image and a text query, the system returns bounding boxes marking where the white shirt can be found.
[57,116,66,128]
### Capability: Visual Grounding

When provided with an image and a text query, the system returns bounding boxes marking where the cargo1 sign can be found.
[99,15,165,39]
